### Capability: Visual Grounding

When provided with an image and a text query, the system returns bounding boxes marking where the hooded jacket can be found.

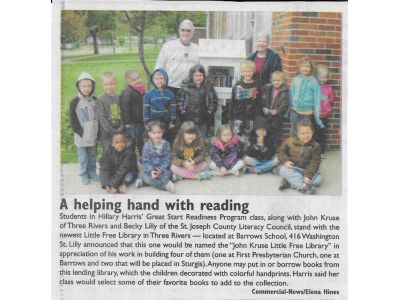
[245,117,276,161]
[120,85,144,126]
[277,136,321,179]
[210,136,242,170]
[143,69,177,125]
[248,49,282,85]
[100,145,138,189]
[261,83,289,118]
[69,72,99,147]
[179,71,218,125]
[290,74,324,129]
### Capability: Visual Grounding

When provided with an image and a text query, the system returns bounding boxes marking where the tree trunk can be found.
[90,29,99,55]
[138,12,151,81]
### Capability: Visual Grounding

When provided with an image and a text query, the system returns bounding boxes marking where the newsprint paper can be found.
[52,1,348,299]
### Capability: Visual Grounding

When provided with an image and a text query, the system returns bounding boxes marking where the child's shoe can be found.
[278,179,290,191]
[172,173,183,182]
[197,171,211,181]
[246,167,257,174]
[271,167,278,175]
[89,173,100,182]
[135,179,144,189]
[321,153,326,159]
[81,175,90,185]
[166,181,175,193]
[240,166,247,175]
[301,186,316,195]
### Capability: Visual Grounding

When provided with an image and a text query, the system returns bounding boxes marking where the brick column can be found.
[271,12,342,150]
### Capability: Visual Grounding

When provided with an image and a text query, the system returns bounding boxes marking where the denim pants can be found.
[290,110,313,136]
[278,165,322,190]
[126,124,144,156]
[246,155,279,174]
[198,123,208,140]
[77,145,97,178]
[141,170,171,190]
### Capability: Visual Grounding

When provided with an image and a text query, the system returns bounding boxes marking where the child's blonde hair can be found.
[173,121,204,152]
[316,64,330,77]
[296,119,314,133]
[101,71,117,82]
[124,70,140,82]
[216,124,233,140]
[240,60,256,73]
[296,56,313,69]
[271,70,286,82]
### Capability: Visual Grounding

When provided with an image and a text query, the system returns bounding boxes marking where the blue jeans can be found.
[198,123,208,140]
[290,110,313,136]
[141,170,171,190]
[77,145,97,178]
[126,124,144,156]
[278,165,322,190]
[246,155,279,174]
[124,172,136,185]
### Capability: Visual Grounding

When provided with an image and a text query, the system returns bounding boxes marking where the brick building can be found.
[207,11,343,150]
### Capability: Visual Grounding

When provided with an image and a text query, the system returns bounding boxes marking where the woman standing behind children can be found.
[290,57,323,136]
[143,69,177,145]
[135,121,175,193]
[120,70,145,158]
[100,133,138,194]
[170,121,211,181]
[179,64,218,139]
[229,60,261,138]
[315,64,335,157]
[69,72,99,185]
[243,116,279,174]
[210,125,245,176]
[261,70,289,148]
[96,72,123,156]
[277,120,322,195]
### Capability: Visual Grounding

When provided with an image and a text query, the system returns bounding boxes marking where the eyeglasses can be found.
[180,29,192,32]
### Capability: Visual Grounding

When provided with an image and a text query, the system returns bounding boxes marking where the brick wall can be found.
[271,12,342,150]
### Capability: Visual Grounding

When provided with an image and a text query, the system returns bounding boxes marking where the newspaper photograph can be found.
[52,1,347,299]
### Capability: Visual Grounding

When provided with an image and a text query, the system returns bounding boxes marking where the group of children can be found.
[69,56,334,195]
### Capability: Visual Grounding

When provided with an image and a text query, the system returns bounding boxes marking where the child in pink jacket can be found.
[316,65,334,157]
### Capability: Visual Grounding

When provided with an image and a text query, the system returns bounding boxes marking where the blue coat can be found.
[142,139,171,174]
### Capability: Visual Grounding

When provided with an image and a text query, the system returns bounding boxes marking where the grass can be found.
[60,45,161,163]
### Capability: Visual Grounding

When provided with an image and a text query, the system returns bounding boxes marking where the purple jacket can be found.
[210,136,242,170]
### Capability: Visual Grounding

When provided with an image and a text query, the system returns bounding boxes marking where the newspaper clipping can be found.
[52,1,347,299]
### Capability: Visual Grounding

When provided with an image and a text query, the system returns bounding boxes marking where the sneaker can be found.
[233,170,240,176]
[240,166,247,175]
[301,186,316,195]
[172,173,183,182]
[278,179,290,191]
[89,173,100,182]
[81,175,90,185]
[321,153,326,159]
[135,179,144,189]
[166,181,175,193]
[246,167,257,174]
[197,171,211,181]
[271,167,278,175]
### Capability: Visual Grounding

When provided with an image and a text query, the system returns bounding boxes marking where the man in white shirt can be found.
[154,19,200,97]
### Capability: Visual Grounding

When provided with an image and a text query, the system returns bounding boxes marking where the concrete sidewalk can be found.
[61,151,342,196]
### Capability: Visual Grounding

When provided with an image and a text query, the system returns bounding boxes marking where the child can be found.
[170,121,211,181]
[210,125,245,176]
[143,69,177,145]
[135,121,175,192]
[261,70,289,148]
[100,133,139,194]
[315,64,334,157]
[229,60,261,138]
[120,70,145,158]
[69,72,99,185]
[178,64,218,139]
[243,116,279,174]
[96,72,123,156]
[290,56,323,136]
[277,120,322,195]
